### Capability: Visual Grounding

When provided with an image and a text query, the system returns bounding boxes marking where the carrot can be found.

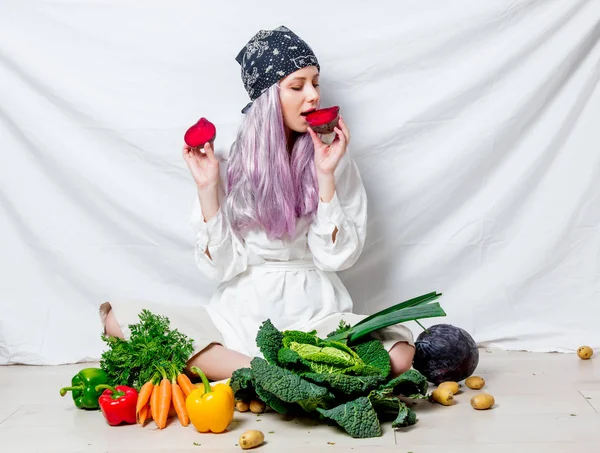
[168,401,177,419]
[150,384,160,425]
[177,373,195,397]
[171,381,189,426]
[136,380,154,423]
[138,403,151,425]
[156,367,172,429]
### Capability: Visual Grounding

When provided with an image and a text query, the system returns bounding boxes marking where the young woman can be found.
[101,26,414,380]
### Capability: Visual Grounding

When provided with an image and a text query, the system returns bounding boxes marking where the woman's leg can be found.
[104,308,251,381]
[186,344,252,381]
[104,308,125,339]
[388,341,416,376]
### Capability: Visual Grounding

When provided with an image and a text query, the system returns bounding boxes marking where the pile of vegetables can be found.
[62,289,505,438]
[62,310,236,431]
[230,292,447,438]
[98,309,227,429]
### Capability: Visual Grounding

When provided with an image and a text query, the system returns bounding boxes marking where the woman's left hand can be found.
[307,115,351,176]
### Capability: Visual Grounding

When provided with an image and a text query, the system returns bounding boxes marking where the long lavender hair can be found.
[226,84,319,239]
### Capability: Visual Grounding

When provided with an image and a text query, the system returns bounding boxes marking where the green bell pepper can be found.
[60,367,109,409]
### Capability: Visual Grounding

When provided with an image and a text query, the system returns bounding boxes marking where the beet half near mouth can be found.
[184,118,217,148]
[305,106,340,134]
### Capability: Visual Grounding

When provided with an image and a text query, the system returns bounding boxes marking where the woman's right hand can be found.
[182,142,220,190]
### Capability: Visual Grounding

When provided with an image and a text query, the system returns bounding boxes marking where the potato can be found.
[236,400,250,412]
[239,430,265,450]
[438,381,460,395]
[470,393,495,410]
[431,387,454,406]
[577,346,594,360]
[465,376,485,390]
[249,399,266,414]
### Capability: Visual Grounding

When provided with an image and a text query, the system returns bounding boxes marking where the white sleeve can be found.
[307,151,368,272]
[189,157,249,283]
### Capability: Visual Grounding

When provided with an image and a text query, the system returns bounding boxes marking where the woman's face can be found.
[279,66,321,133]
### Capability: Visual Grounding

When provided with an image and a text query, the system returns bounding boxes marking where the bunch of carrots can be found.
[135,364,195,429]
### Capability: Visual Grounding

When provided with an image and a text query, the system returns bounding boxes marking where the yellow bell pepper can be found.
[186,367,234,433]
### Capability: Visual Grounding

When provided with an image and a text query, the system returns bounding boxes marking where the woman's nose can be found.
[306,85,319,102]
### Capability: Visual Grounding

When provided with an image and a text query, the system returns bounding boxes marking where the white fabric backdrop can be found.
[1,0,599,365]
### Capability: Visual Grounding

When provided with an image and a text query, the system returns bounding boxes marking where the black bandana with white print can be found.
[235,25,320,113]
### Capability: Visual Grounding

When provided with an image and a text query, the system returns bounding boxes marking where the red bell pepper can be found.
[95,384,138,426]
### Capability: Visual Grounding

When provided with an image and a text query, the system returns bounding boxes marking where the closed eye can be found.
[291,83,319,91]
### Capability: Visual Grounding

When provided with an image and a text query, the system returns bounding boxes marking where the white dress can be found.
[190,150,412,358]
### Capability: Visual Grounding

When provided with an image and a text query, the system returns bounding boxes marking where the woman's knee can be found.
[389,342,415,376]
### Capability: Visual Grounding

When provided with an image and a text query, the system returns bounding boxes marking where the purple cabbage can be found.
[412,324,479,384]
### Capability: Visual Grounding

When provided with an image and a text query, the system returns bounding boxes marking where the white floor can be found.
[0,349,598,453]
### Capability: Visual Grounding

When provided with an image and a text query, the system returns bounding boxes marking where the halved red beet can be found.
[305,106,340,134]
[184,118,217,148]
